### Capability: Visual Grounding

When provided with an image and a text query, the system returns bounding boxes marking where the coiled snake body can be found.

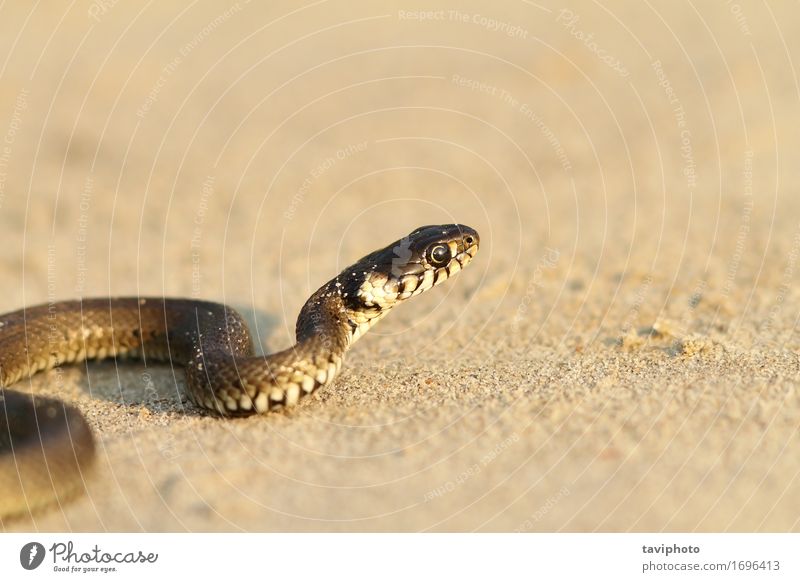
[0,224,479,518]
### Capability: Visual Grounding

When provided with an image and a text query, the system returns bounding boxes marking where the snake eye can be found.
[426,244,451,267]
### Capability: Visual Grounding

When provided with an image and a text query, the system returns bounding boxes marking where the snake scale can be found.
[0,224,479,518]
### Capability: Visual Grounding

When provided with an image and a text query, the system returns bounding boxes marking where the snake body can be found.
[0,224,479,517]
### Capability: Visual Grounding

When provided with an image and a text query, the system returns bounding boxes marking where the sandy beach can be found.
[1,0,799,531]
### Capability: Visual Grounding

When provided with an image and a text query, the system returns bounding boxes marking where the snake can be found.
[0,224,479,518]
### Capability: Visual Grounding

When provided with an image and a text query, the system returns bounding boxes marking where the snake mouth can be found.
[449,241,478,274]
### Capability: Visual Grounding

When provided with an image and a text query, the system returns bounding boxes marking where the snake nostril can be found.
[464,235,475,246]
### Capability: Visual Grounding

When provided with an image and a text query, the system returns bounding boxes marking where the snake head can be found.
[298,223,480,348]
[349,224,480,311]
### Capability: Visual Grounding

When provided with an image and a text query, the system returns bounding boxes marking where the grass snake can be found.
[0,224,479,518]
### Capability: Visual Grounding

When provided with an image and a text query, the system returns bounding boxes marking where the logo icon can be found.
[19,542,46,570]
[391,236,412,277]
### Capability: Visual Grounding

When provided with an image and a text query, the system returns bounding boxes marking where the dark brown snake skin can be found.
[0,224,479,517]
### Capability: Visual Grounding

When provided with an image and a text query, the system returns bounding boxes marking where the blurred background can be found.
[0,1,798,531]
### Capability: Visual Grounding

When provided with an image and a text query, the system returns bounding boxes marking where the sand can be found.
[1,0,798,531]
